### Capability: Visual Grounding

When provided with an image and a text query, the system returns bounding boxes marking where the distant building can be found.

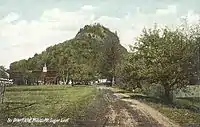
[9,64,59,85]
[98,79,107,83]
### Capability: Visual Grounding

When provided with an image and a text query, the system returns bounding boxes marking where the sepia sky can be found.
[0,0,200,67]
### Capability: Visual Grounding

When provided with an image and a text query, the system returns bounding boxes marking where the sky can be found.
[0,0,200,68]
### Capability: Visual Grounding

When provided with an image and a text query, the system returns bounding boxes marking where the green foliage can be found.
[116,53,144,89]
[176,85,200,97]
[118,25,198,101]
[141,83,165,98]
[10,24,127,84]
[0,66,8,79]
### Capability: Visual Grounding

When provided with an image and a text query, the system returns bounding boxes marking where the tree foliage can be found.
[118,25,198,101]
[10,24,127,84]
[0,66,8,79]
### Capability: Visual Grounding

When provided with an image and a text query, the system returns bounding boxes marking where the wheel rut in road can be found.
[67,87,179,127]
[97,87,162,127]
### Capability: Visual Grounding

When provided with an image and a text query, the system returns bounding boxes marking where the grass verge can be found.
[150,103,200,126]
[113,87,200,126]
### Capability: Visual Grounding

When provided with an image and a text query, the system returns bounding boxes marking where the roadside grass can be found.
[131,95,200,126]
[0,85,97,121]
[114,86,200,126]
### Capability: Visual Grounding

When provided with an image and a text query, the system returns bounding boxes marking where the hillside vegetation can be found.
[10,23,127,84]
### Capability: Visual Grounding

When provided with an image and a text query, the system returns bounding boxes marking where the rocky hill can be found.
[10,23,127,84]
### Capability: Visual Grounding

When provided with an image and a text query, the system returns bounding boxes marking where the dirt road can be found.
[81,86,179,127]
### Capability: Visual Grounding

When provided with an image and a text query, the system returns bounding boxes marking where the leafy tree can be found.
[0,66,8,79]
[117,25,197,102]
[133,26,195,101]
[116,53,143,89]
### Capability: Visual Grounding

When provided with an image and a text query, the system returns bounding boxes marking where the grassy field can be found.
[0,85,97,123]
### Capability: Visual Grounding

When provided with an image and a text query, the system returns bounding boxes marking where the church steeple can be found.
[43,63,47,73]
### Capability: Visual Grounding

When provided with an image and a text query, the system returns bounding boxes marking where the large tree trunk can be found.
[163,85,173,103]
[66,78,69,84]
[66,72,70,84]
[71,80,74,86]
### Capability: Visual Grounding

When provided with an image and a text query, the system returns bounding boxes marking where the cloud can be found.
[0,3,200,68]
[1,12,20,23]
[41,8,95,31]
[156,5,177,15]
[0,6,176,67]
[94,16,121,30]
[185,10,200,25]
[81,5,96,11]
[0,7,97,67]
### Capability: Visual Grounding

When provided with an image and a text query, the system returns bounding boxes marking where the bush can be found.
[142,83,165,98]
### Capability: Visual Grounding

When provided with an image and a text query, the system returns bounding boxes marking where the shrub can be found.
[142,83,165,98]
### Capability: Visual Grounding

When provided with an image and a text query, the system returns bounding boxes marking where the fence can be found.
[0,83,5,104]
[0,78,13,104]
